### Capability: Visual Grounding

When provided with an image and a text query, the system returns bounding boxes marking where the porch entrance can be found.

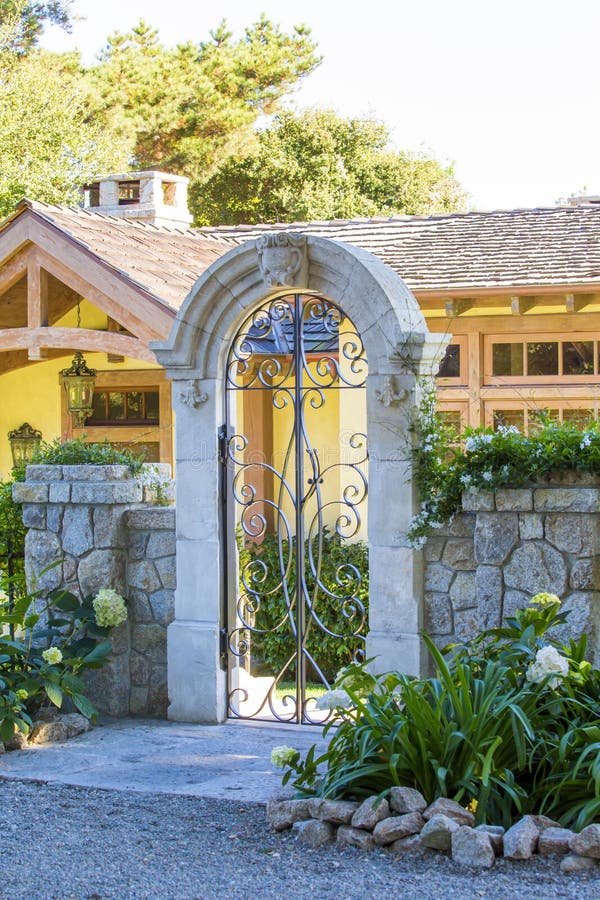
[222,291,369,723]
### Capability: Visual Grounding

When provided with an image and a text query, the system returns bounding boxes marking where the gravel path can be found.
[1,781,599,899]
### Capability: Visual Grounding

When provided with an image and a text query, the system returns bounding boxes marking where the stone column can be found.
[14,464,143,716]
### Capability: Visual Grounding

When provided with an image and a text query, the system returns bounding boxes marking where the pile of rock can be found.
[267,787,600,874]
[1,709,90,752]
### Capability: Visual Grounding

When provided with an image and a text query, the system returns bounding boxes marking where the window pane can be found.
[108,392,125,420]
[126,391,143,420]
[437,343,461,378]
[529,409,559,433]
[492,343,523,376]
[527,342,558,376]
[563,408,595,428]
[562,341,594,375]
[493,409,524,431]
[90,391,107,420]
[439,410,462,431]
[145,391,159,421]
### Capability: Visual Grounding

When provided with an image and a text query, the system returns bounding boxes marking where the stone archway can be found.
[153,235,446,723]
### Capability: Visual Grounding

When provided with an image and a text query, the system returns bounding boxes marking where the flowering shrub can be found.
[277,595,600,830]
[93,589,127,628]
[408,386,600,546]
[0,583,128,744]
[271,745,300,768]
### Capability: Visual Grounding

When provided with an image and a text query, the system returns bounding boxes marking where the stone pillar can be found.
[166,379,227,723]
[14,464,142,716]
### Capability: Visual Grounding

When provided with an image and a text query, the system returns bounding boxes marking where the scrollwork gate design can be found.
[222,292,368,723]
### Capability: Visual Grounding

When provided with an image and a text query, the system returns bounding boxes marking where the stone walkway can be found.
[0,717,328,803]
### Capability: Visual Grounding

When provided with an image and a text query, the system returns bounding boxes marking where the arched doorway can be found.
[223,290,368,723]
[154,233,446,723]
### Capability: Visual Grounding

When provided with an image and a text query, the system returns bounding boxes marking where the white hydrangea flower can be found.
[482,471,493,482]
[42,646,62,665]
[315,689,351,710]
[93,589,128,628]
[270,745,298,768]
[526,645,569,689]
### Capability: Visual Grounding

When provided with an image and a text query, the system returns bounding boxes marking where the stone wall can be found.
[14,465,175,717]
[423,478,600,665]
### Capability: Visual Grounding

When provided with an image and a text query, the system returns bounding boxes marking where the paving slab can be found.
[0,717,329,803]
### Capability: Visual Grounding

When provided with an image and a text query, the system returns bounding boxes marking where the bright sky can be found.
[40,0,600,211]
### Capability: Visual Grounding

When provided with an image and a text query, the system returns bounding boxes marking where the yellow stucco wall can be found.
[0,352,162,479]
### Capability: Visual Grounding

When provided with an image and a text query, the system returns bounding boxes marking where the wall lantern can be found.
[8,422,42,467]
[61,351,96,428]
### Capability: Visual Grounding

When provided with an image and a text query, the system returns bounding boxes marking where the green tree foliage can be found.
[192,108,468,224]
[85,17,321,183]
[0,32,129,216]
[0,0,73,54]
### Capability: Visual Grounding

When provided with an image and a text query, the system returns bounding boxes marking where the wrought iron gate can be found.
[221,292,368,723]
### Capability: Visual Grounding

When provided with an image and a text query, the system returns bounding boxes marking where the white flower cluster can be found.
[526,646,569,689]
[464,433,494,452]
[93,589,128,628]
[270,745,298,768]
[315,688,351,710]
[496,424,521,436]
[42,646,63,665]
[580,432,593,449]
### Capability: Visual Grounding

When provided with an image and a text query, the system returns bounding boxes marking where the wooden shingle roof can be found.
[197,206,600,294]
[4,201,600,307]
[2,200,232,311]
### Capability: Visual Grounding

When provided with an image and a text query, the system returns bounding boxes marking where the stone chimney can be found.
[81,170,193,228]
[566,195,600,207]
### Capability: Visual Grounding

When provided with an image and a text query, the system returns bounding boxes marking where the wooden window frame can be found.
[60,369,172,466]
[484,333,600,385]
[437,400,470,431]
[436,335,468,386]
[484,399,599,433]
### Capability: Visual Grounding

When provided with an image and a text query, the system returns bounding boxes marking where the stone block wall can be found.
[423,479,600,665]
[14,465,175,717]
[126,507,175,716]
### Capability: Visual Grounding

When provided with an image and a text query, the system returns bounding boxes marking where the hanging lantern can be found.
[61,351,96,428]
[8,422,42,467]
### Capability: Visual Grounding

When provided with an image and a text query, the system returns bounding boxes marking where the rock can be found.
[0,741,4,754]
[503,816,539,859]
[531,814,561,831]
[449,571,476,610]
[538,827,575,855]
[503,541,567,596]
[389,786,427,815]
[561,854,599,874]
[474,824,504,854]
[59,713,91,739]
[570,823,600,858]
[316,799,359,825]
[29,721,69,744]
[423,798,475,826]
[336,826,375,850]
[61,506,93,556]
[351,795,390,830]
[420,814,460,851]
[373,813,424,846]
[389,833,432,856]
[423,593,453,636]
[266,798,314,832]
[292,819,335,848]
[4,729,29,750]
[451,826,495,868]
[474,513,519,564]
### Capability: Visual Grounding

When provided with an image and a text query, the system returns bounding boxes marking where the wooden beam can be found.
[445,299,472,317]
[564,293,590,313]
[27,254,49,359]
[416,281,600,300]
[510,296,535,315]
[0,326,157,362]
[0,247,33,297]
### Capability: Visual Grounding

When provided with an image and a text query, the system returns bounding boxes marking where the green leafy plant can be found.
[409,385,600,546]
[0,583,126,743]
[238,530,368,682]
[279,595,600,830]
[31,436,144,474]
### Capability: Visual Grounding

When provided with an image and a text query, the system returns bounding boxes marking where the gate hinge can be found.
[219,626,229,668]
[218,425,228,464]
